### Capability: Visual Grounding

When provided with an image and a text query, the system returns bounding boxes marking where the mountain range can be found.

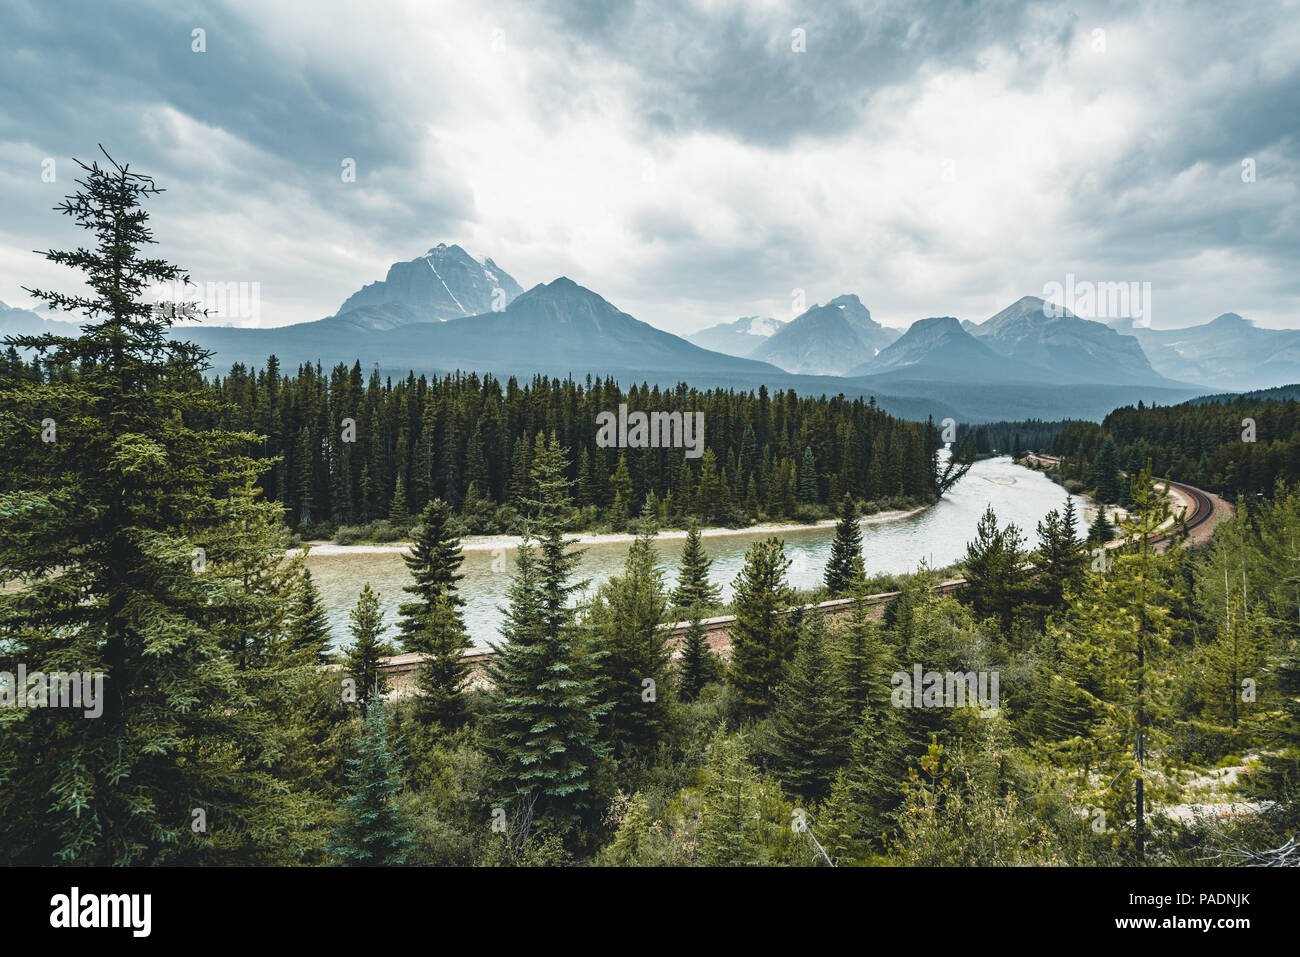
[849,315,1028,380]
[747,294,899,376]
[1,245,1293,423]
[1110,313,1300,392]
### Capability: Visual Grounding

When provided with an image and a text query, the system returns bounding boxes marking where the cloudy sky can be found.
[1,0,1297,333]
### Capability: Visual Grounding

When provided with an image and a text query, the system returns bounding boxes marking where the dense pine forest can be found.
[957,419,1084,458]
[0,349,953,542]
[1050,398,1300,503]
[2,156,1297,869]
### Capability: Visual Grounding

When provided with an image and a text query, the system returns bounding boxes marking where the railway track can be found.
[377,477,1227,691]
[1153,479,1216,547]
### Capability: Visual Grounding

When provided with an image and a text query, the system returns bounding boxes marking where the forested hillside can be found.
[0,350,951,539]
[1050,397,1300,501]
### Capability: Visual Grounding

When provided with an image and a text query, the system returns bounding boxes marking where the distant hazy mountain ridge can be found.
[747,294,901,375]
[0,301,81,336]
[1111,312,1300,391]
[1,249,1291,423]
[687,315,786,356]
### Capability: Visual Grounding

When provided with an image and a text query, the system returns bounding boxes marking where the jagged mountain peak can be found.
[332,245,524,328]
[746,293,898,375]
[509,276,608,310]
[743,293,904,374]
[848,315,1021,380]
[972,295,1079,337]
[971,296,1164,385]
[903,315,963,337]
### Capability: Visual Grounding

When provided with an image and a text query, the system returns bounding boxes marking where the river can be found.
[303,456,1088,651]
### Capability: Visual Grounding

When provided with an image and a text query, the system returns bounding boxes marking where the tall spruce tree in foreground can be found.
[1046,471,1179,864]
[671,520,721,608]
[697,728,767,866]
[824,494,865,595]
[1258,637,1300,827]
[396,498,470,725]
[486,435,609,843]
[343,583,393,717]
[587,522,673,766]
[837,584,897,721]
[769,615,851,802]
[328,697,413,866]
[961,504,1026,634]
[0,151,301,865]
[729,537,797,719]
[817,712,903,863]
[1032,498,1088,621]
[273,566,352,857]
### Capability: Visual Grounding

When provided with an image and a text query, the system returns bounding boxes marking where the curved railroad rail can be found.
[1153,479,1216,548]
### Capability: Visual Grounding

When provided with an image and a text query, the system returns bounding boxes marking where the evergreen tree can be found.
[1088,438,1124,503]
[396,499,471,726]
[587,522,673,767]
[695,449,723,524]
[697,729,767,866]
[1197,583,1265,730]
[1087,504,1114,543]
[598,791,656,866]
[343,583,393,718]
[676,611,718,701]
[671,520,721,608]
[837,585,896,721]
[798,447,818,503]
[1046,471,1180,864]
[486,435,609,843]
[729,537,797,719]
[507,434,531,507]
[1257,637,1300,827]
[294,425,314,524]
[327,698,413,866]
[769,615,852,802]
[1032,498,1088,620]
[288,567,334,662]
[744,475,760,520]
[609,452,634,515]
[388,474,409,525]
[464,421,490,497]
[817,712,903,863]
[0,151,302,865]
[824,494,866,595]
[961,505,1026,634]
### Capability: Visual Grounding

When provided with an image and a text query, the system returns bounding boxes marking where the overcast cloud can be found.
[1,0,1297,332]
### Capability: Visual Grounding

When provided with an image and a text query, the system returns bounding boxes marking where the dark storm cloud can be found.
[546,0,1074,146]
[0,0,473,255]
[1,1,399,166]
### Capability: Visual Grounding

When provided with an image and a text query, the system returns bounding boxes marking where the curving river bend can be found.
[304,456,1088,651]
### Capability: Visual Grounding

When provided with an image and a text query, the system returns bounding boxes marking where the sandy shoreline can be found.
[293,503,932,556]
